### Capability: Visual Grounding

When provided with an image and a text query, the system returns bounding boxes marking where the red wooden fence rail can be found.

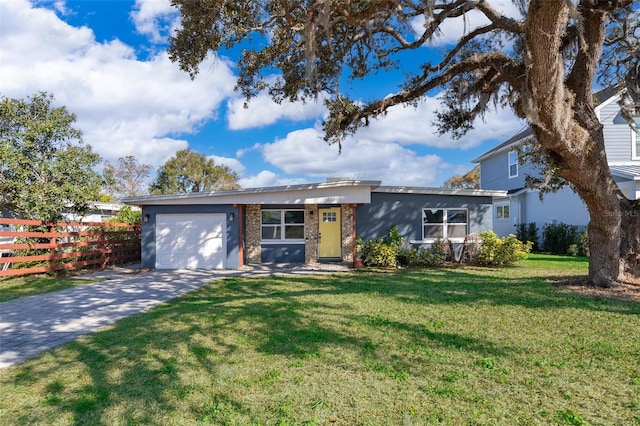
[0,217,141,278]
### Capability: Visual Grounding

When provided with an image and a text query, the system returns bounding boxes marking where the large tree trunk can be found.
[523,0,640,286]
[620,198,640,283]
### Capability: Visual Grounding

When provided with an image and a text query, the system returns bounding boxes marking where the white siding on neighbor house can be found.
[604,112,634,162]
[598,96,637,162]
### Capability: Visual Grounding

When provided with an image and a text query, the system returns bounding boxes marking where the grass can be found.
[0,275,99,303]
[0,254,638,425]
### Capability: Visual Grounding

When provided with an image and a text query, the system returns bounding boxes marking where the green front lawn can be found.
[1,254,638,425]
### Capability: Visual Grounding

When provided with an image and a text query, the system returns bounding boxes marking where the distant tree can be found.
[0,92,103,222]
[442,166,480,189]
[103,155,152,199]
[150,149,240,194]
[168,0,639,287]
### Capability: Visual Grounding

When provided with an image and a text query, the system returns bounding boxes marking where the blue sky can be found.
[0,0,526,189]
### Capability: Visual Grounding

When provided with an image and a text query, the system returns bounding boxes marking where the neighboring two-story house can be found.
[473,86,640,237]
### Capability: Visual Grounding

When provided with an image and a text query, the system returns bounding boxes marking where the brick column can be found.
[341,204,355,264]
[245,204,261,264]
[305,204,318,264]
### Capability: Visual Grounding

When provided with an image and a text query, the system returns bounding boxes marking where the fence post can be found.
[100,224,107,269]
[48,223,56,273]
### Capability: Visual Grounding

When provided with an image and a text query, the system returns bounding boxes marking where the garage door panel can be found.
[155,214,226,269]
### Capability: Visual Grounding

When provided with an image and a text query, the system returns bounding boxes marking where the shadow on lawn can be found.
[6,265,639,425]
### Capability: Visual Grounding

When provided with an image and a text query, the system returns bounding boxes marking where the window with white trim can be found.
[261,209,305,241]
[322,211,337,222]
[422,208,468,241]
[496,203,510,220]
[508,150,518,178]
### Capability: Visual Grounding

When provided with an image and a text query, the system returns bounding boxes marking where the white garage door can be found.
[155,214,226,269]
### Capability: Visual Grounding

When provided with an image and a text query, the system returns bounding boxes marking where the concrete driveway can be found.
[0,263,349,368]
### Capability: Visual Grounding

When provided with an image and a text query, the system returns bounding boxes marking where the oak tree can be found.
[442,165,480,189]
[150,148,240,194]
[168,0,639,286]
[103,155,152,199]
[0,92,103,222]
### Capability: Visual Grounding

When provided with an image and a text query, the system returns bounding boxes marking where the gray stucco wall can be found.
[261,244,305,263]
[140,204,240,269]
[355,192,494,245]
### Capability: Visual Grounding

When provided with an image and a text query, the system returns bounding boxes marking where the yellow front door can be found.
[318,208,341,258]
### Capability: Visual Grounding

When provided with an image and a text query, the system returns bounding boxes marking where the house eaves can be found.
[610,165,640,180]
[472,128,533,163]
[374,186,508,198]
[122,179,382,206]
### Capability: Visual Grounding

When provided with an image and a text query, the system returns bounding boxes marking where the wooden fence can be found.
[0,217,141,278]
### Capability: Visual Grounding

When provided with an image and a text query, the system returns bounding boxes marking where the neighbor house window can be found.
[261,209,305,241]
[508,150,518,178]
[496,203,510,220]
[422,208,468,241]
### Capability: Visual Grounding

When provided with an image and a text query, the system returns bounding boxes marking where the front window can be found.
[261,209,305,241]
[496,204,510,220]
[508,150,518,178]
[422,208,468,241]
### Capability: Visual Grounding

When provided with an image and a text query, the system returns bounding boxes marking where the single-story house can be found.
[122,179,506,269]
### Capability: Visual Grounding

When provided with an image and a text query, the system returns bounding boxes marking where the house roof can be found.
[610,165,640,180]
[472,128,533,163]
[122,179,382,206]
[122,179,508,206]
[472,85,624,163]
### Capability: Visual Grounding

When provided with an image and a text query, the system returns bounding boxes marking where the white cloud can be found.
[236,143,262,158]
[0,0,237,168]
[357,97,524,150]
[131,0,180,44]
[226,92,327,130]
[239,170,309,188]
[209,155,246,175]
[260,127,459,186]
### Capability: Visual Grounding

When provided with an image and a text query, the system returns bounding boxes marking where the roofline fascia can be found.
[374,186,508,198]
[122,180,382,205]
[472,137,528,163]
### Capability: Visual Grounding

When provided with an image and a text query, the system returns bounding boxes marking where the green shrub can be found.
[542,223,587,256]
[396,239,445,268]
[108,206,141,224]
[475,231,532,267]
[362,238,397,268]
[383,225,404,250]
[516,222,539,251]
[396,246,415,267]
[361,225,407,268]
